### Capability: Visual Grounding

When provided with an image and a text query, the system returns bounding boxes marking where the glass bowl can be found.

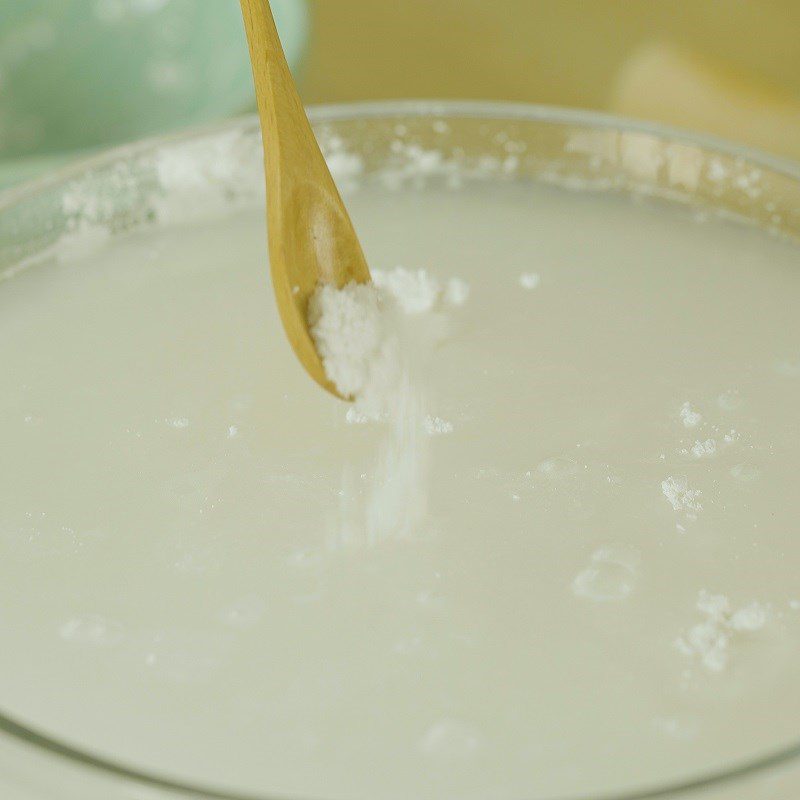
[0,102,799,800]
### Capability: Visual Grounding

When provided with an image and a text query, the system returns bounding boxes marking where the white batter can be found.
[0,171,799,800]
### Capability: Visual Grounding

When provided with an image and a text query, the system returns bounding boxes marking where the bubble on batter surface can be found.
[519,272,541,290]
[572,544,641,602]
[679,402,703,428]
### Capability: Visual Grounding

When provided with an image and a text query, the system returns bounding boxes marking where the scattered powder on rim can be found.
[380,144,455,191]
[369,269,470,312]
[675,590,769,673]
[324,149,364,195]
[55,219,112,264]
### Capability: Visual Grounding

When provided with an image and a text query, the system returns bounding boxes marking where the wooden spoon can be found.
[240,0,371,396]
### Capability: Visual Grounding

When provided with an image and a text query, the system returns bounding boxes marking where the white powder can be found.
[730,602,769,632]
[307,281,389,418]
[444,277,470,306]
[310,267,467,543]
[690,439,716,459]
[380,144,456,191]
[324,150,364,195]
[675,590,769,673]
[364,380,429,544]
[661,475,702,513]
[371,267,442,315]
[679,401,703,428]
[519,272,541,290]
[424,416,454,436]
[345,407,369,425]
[572,544,641,602]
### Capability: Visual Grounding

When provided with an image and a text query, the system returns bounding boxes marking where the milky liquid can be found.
[1,178,800,800]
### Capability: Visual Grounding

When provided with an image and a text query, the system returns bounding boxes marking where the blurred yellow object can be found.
[611,42,800,161]
[304,1,800,163]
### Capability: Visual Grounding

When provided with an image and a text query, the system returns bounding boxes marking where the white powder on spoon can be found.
[308,266,460,420]
[307,280,395,421]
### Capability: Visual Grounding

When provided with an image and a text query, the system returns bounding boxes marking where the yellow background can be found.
[302,0,800,160]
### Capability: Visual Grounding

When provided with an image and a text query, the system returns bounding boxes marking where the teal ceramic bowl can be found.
[0,0,308,185]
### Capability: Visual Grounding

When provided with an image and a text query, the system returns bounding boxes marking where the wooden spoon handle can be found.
[240,0,312,178]
[240,0,371,396]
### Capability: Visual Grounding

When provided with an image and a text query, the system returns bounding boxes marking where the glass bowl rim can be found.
[1,99,799,800]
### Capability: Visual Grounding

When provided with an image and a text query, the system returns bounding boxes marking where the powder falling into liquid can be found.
[309,268,467,543]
